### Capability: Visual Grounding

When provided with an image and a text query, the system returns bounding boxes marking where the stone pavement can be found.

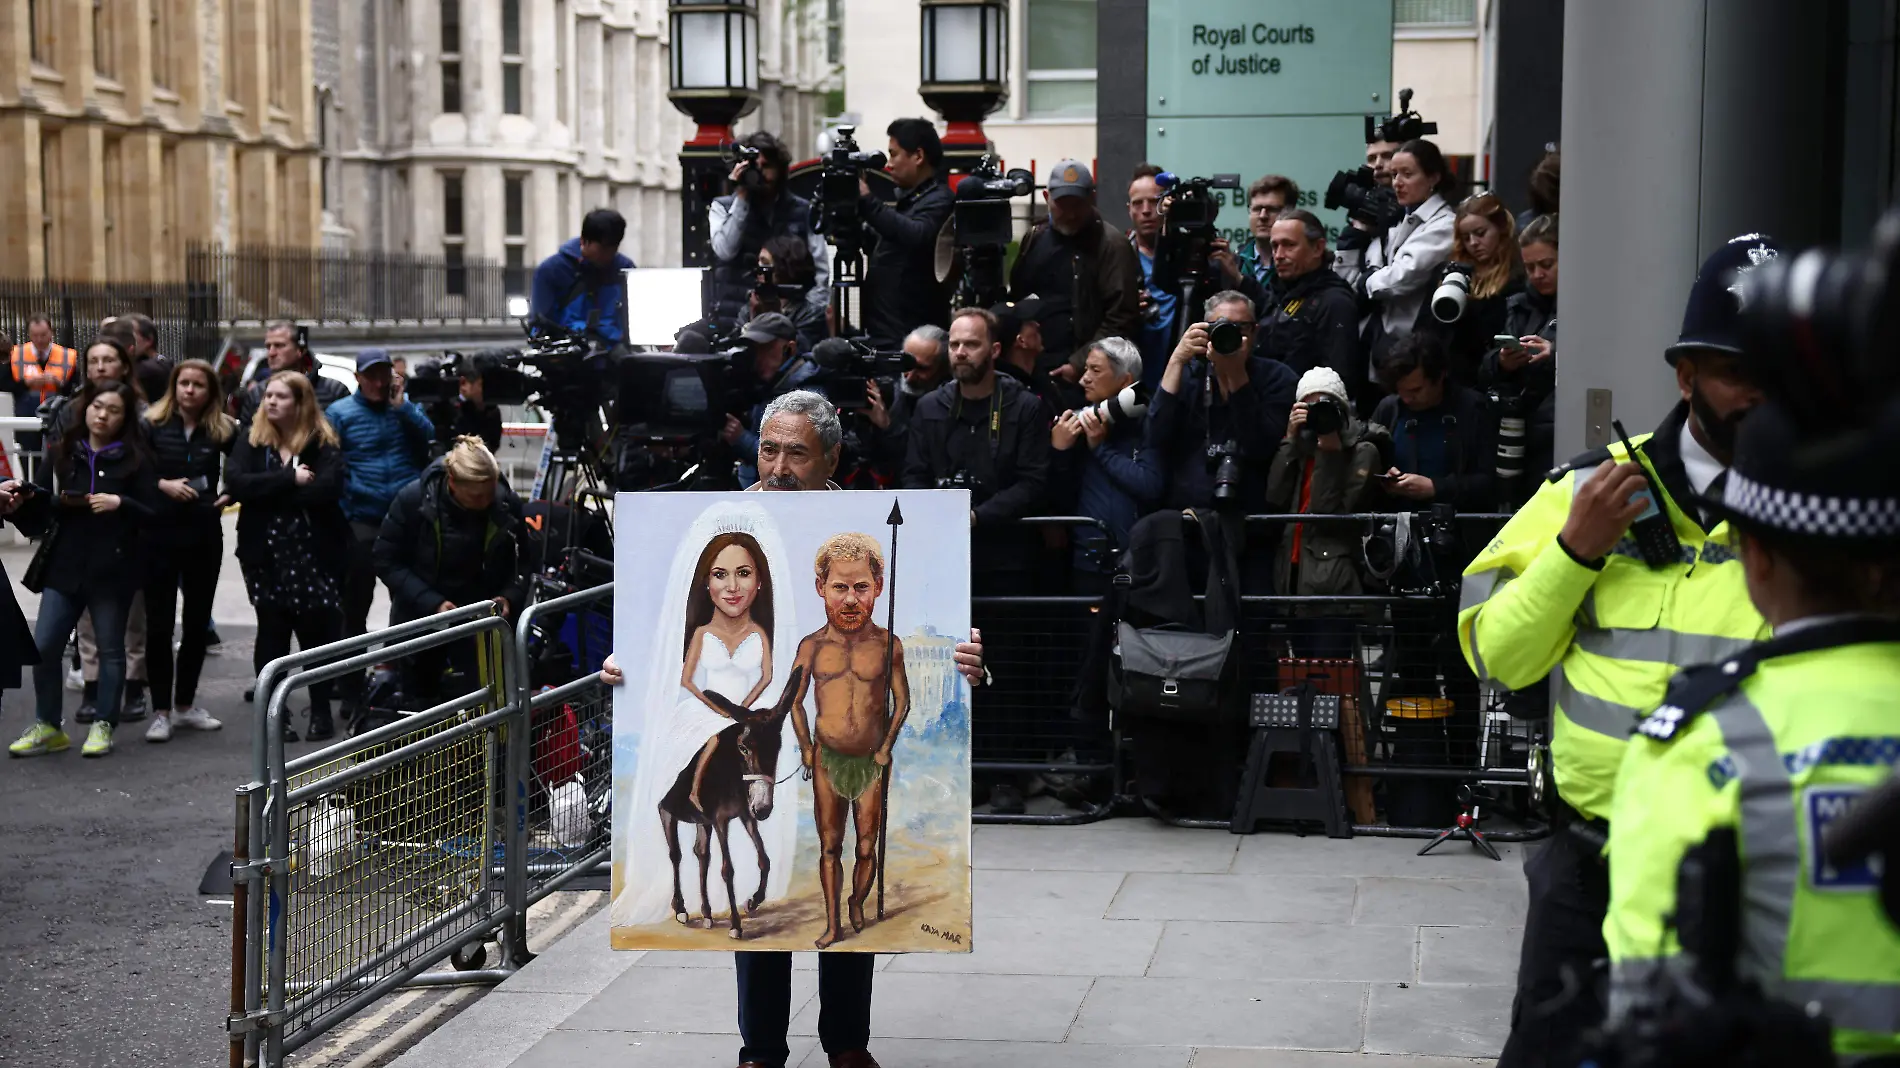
[389,820,1525,1067]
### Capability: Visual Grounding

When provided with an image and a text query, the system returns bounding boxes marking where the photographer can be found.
[1126,164,1177,389]
[1436,193,1525,385]
[374,436,524,707]
[863,324,949,473]
[1357,140,1459,380]
[858,119,955,350]
[1265,367,1386,659]
[329,350,436,670]
[1370,332,1497,513]
[1052,337,1161,593]
[708,131,829,323]
[1254,210,1361,384]
[429,351,505,454]
[1148,291,1296,512]
[902,307,1053,593]
[992,297,1060,408]
[7,381,157,759]
[1479,213,1559,503]
[1009,161,1143,390]
[743,234,827,352]
[723,313,823,488]
[235,321,349,425]
[531,208,635,349]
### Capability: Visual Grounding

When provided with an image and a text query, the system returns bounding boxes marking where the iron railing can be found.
[186,244,521,327]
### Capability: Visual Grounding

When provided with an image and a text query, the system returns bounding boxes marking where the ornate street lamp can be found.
[918,0,1008,174]
[668,0,760,268]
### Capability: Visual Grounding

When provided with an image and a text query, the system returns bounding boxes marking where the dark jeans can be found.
[253,604,341,719]
[1498,821,1610,1068]
[145,525,222,709]
[35,585,131,727]
[342,521,381,641]
[397,635,481,711]
[735,951,874,1067]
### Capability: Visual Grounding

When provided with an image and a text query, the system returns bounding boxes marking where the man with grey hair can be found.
[863,324,949,476]
[1256,208,1362,384]
[1149,290,1297,510]
[601,387,986,1068]
[1052,336,1162,591]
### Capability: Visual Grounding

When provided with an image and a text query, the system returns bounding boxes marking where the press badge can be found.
[1806,787,1884,890]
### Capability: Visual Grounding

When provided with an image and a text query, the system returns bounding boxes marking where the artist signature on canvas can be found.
[919,922,964,946]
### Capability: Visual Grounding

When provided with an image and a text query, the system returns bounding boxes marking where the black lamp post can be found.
[669,0,760,268]
[918,0,1008,174]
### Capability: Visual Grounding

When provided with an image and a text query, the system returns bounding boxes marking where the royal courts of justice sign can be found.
[1146,0,1394,242]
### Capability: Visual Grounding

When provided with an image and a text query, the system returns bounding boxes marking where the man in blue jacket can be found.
[530,209,635,348]
[328,349,436,661]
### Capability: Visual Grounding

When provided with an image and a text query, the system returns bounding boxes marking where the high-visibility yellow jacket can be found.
[1606,627,1900,1058]
[1456,421,1766,821]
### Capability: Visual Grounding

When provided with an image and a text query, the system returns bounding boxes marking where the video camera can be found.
[810,125,887,262]
[1149,172,1242,304]
[728,142,767,192]
[809,337,915,411]
[405,349,535,407]
[1366,87,1438,146]
[1324,167,1406,232]
[954,154,1033,308]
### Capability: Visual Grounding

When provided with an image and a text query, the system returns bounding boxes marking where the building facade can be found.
[320,0,835,278]
[0,0,321,282]
[843,0,1485,192]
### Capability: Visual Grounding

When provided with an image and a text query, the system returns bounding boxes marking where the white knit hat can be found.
[1295,366,1351,410]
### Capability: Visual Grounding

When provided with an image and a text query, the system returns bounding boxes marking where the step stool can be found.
[1230,690,1352,838]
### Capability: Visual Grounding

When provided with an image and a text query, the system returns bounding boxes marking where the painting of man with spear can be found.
[789,512,910,950]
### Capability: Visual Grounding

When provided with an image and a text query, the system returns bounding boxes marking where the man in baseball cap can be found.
[1007,160,1143,408]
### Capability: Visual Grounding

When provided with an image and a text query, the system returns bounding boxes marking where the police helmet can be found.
[1664,233,1785,366]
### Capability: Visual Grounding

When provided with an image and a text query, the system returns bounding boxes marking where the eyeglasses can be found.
[1248,204,1281,216]
[1460,192,1503,214]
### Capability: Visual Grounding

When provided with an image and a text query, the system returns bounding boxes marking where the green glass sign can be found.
[1145,0,1393,240]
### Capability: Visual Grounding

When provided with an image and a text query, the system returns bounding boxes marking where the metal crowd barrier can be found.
[230,602,526,1068]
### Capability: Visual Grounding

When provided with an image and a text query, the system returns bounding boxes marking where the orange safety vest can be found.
[11,342,73,399]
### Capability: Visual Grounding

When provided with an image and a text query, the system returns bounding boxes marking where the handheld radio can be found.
[1612,419,1683,569]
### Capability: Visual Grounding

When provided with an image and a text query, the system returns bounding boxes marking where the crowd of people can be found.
[2,316,525,757]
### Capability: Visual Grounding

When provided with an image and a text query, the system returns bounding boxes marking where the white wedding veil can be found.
[611,501,801,927]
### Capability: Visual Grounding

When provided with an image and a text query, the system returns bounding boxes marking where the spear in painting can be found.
[877,497,903,922]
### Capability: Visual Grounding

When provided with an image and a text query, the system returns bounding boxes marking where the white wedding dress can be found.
[612,505,800,929]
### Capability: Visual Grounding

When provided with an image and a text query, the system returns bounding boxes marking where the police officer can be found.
[1458,233,1784,1066]
[1604,226,1900,1061]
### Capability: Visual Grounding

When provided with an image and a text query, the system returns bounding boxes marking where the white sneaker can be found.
[145,714,173,743]
[64,667,83,692]
[172,707,223,731]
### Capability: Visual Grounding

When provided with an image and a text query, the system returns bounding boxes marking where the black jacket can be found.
[1146,355,1298,511]
[374,460,527,624]
[143,414,235,543]
[0,517,37,688]
[1480,288,1558,492]
[860,177,955,349]
[1255,267,1363,384]
[16,438,160,594]
[1370,384,1499,513]
[1433,272,1524,386]
[224,433,350,577]
[900,374,1053,526]
[436,398,504,454]
[1009,217,1144,371]
[236,367,351,426]
[709,190,817,321]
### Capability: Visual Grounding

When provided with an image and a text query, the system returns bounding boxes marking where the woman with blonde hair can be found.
[374,436,524,709]
[1441,191,1526,383]
[141,359,238,742]
[224,370,349,741]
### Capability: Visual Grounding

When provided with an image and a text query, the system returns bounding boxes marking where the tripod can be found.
[1416,783,1503,861]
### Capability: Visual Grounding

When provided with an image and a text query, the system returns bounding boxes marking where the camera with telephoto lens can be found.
[809,125,888,263]
[1431,262,1475,323]
[1486,386,1532,509]
[1205,439,1243,505]
[1324,167,1407,232]
[1203,317,1246,357]
[1149,172,1242,301]
[954,154,1034,308]
[809,337,915,411]
[1072,384,1149,428]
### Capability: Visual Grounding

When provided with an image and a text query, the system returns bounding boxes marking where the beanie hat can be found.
[1295,366,1352,410]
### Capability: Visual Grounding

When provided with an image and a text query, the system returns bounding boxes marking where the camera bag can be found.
[1109,509,1243,725]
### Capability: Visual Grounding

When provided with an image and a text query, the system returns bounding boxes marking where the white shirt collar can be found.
[1679,421,1725,497]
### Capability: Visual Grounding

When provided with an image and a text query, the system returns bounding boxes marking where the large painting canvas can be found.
[609,490,973,953]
